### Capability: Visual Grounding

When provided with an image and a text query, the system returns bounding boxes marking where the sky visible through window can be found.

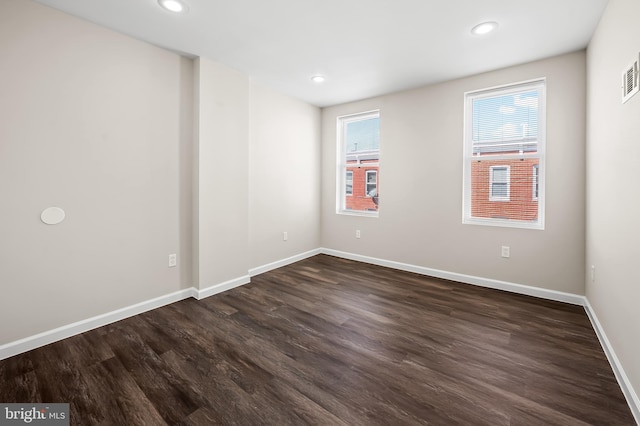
[472,90,538,143]
[346,117,380,152]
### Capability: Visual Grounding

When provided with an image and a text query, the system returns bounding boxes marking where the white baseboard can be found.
[249,248,322,277]
[0,288,194,361]
[1,247,637,424]
[320,248,639,422]
[0,273,254,361]
[320,248,585,305]
[194,275,251,300]
[0,249,318,360]
[584,299,640,424]
[195,248,323,299]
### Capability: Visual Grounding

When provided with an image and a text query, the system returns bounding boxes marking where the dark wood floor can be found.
[0,254,635,425]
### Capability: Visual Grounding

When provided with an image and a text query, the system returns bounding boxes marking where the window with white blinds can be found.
[337,110,380,216]
[463,79,546,229]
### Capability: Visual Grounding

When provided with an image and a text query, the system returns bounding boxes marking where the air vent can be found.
[622,58,639,103]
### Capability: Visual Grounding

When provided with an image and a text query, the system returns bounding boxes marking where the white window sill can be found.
[463,217,543,230]
[338,210,379,218]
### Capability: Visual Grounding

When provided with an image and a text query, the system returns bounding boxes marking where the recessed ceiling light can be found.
[158,0,186,13]
[310,75,326,83]
[471,21,498,35]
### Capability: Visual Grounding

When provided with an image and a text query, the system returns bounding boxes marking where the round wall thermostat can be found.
[41,207,66,225]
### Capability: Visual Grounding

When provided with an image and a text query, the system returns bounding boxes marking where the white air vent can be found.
[622,58,639,103]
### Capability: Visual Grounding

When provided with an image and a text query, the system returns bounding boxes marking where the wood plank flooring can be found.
[0,254,635,425]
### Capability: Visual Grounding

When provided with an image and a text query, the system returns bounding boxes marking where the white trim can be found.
[464,77,548,98]
[462,215,545,230]
[0,274,255,360]
[0,275,252,361]
[194,275,251,300]
[337,210,379,218]
[0,288,194,361]
[584,299,640,424]
[320,248,584,305]
[320,248,638,419]
[249,249,321,277]
[0,249,322,361]
[1,248,637,424]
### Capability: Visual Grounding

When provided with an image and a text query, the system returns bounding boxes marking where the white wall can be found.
[249,82,321,269]
[0,0,193,344]
[587,0,640,411]
[322,52,586,295]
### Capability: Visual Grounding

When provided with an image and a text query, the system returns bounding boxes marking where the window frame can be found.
[336,110,380,217]
[462,78,546,230]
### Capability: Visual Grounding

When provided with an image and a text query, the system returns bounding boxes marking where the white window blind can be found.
[463,79,546,229]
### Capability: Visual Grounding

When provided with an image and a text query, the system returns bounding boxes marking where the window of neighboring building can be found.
[463,79,546,229]
[489,166,510,201]
[346,171,353,196]
[533,164,539,200]
[337,110,380,216]
[365,170,377,197]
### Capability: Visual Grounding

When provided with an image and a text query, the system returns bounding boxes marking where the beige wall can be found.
[0,0,193,343]
[322,52,586,295]
[193,58,250,288]
[587,0,640,408]
[0,0,323,346]
[249,82,321,269]
[6,3,637,413]
[194,62,323,286]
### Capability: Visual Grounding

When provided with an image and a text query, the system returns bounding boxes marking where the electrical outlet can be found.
[169,253,177,267]
[356,229,361,239]
[283,231,288,241]
[501,246,510,258]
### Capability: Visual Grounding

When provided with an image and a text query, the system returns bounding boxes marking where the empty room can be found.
[1,0,639,424]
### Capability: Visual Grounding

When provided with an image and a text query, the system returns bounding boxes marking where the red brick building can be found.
[345,160,378,211]
[345,149,379,212]
[471,158,539,221]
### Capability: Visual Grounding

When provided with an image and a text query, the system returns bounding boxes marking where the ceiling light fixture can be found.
[471,21,498,35]
[310,75,326,83]
[158,0,186,13]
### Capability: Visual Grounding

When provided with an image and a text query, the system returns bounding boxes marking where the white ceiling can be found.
[33,0,608,107]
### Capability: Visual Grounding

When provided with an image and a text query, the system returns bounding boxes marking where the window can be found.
[337,110,380,215]
[489,166,510,201]
[463,79,545,229]
[533,164,539,200]
[345,171,353,196]
[365,170,377,197]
